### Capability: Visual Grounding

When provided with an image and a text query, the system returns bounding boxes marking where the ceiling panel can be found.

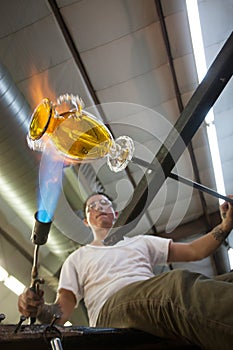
[80,23,167,90]
[60,0,157,51]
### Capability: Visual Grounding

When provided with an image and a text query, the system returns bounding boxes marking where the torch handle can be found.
[29,213,52,324]
[29,282,39,325]
[30,245,45,325]
[29,279,44,325]
[29,286,37,325]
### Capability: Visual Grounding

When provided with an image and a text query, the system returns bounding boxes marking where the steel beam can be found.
[104,32,233,245]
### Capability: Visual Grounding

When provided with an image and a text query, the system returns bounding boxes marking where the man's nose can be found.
[95,202,104,211]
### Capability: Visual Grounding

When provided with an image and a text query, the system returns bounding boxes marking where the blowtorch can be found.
[30,211,52,324]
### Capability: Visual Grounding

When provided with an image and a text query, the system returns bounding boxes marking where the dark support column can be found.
[104,32,233,245]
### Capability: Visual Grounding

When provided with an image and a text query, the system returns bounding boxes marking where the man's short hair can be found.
[83,192,113,218]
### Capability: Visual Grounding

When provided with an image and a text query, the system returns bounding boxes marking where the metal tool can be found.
[29,212,52,324]
[14,315,26,333]
[0,314,5,323]
[50,337,64,350]
[132,156,233,205]
[44,314,63,350]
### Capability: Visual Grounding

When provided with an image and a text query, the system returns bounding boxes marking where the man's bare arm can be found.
[168,196,233,263]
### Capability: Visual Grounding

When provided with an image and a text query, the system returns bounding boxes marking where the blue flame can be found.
[36,209,52,223]
[37,145,64,223]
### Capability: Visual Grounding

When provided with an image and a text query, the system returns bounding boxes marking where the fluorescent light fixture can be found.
[0,265,26,295]
[4,275,25,296]
[228,248,233,269]
[185,0,207,82]
[185,0,226,202]
[0,266,8,281]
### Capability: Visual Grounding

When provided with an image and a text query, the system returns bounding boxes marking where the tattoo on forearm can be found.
[212,226,228,242]
[37,303,63,324]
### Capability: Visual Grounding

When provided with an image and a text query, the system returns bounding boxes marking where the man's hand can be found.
[18,288,44,319]
[219,195,233,232]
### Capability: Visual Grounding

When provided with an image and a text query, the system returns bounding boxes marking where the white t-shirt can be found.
[58,235,171,326]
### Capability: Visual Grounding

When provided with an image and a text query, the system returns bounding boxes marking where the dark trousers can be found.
[97,269,233,349]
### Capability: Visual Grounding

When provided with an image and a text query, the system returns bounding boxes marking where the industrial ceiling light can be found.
[185,0,226,200]
[4,275,25,296]
[0,265,25,296]
[186,0,233,268]
[0,266,8,282]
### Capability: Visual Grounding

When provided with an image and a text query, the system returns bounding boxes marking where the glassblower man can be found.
[18,192,233,349]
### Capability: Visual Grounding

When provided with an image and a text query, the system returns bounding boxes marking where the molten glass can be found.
[27,94,134,172]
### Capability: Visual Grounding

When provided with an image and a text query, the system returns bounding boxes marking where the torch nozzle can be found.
[31,211,52,245]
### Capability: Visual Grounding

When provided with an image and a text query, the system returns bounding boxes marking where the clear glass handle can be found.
[107,136,135,172]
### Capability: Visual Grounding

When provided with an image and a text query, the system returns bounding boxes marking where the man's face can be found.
[84,194,117,229]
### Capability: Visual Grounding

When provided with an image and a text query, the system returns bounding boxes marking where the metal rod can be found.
[50,337,64,350]
[14,315,26,334]
[169,172,233,204]
[132,156,233,204]
[0,314,5,323]
[31,245,39,281]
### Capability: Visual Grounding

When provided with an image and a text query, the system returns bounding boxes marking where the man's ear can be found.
[113,211,118,221]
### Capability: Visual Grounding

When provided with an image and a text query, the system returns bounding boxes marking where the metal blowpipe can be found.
[132,156,233,205]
